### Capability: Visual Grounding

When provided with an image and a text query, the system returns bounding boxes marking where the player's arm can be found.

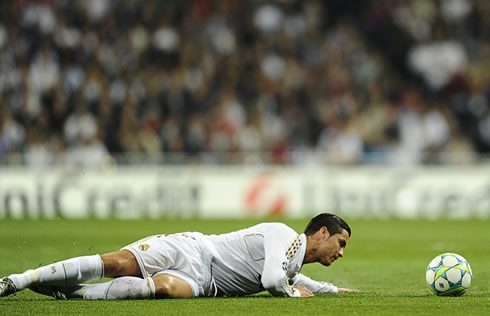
[290,273,338,293]
[260,228,302,297]
[291,273,359,294]
[260,251,299,297]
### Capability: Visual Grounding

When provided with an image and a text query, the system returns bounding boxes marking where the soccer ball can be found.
[426,252,472,296]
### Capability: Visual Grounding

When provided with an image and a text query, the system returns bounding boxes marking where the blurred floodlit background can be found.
[0,0,489,219]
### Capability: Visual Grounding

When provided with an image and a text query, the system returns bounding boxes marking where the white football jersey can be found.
[200,222,338,297]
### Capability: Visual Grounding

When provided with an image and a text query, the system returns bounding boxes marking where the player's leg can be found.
[26,273,193,300]
[57,251,153,300]
[2,254,104,297]
[152,274,193,298]
[116,234,198,298]
[68,249,194,299]
[29,276,156,300]
[100,250,142,278]
[25,250,144,300]
[3,236,198,300]
[1,250,140,298]
[64,270,194,300]
[82,276,156,299]
[29,267,193,300]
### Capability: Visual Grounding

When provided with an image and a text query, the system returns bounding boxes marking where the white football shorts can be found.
[121,232,214,297]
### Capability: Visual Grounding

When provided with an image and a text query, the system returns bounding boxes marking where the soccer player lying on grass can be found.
[0,213,358,299]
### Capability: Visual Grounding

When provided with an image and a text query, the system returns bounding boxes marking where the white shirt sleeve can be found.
[291,273,339,294]
[260,224,302,297]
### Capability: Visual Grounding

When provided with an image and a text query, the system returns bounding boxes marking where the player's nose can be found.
[338,248,344,258]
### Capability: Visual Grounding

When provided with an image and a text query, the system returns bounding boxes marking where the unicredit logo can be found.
[243,172,288,217]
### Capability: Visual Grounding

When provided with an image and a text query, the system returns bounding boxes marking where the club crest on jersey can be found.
[138,244,150,251]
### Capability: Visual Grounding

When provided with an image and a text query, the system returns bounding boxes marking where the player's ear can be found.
[321,226,330,239]
[311,227,324,241]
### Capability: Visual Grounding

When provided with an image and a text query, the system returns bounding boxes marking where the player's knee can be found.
[101,250,141,278]
[153,275,177,298]
[153,275,193,299]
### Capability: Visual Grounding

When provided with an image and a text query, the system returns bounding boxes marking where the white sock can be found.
[75,277,155,300]
[8,255,104,291]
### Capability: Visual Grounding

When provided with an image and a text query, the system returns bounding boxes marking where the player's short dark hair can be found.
[304,213,351,237]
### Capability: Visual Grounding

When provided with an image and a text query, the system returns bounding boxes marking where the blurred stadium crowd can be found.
[0,0,489,168]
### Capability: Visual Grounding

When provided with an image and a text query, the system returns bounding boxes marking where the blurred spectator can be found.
[64,103,97,145]
[0,108,25,154]
[408,32,468,91]
[395,90,450,166]
[65,135,112,169]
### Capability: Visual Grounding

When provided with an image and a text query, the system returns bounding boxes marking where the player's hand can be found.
[295,286,314,297]
[338,288,360,293]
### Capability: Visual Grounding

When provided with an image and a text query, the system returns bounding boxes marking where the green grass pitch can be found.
[1,218,489,315]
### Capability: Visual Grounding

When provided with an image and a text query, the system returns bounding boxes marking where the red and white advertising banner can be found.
[1,166,490,219]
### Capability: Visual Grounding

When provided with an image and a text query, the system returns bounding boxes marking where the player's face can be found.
[317,229,349,266]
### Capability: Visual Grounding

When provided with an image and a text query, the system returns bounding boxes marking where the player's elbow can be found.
[261,273,286,294]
